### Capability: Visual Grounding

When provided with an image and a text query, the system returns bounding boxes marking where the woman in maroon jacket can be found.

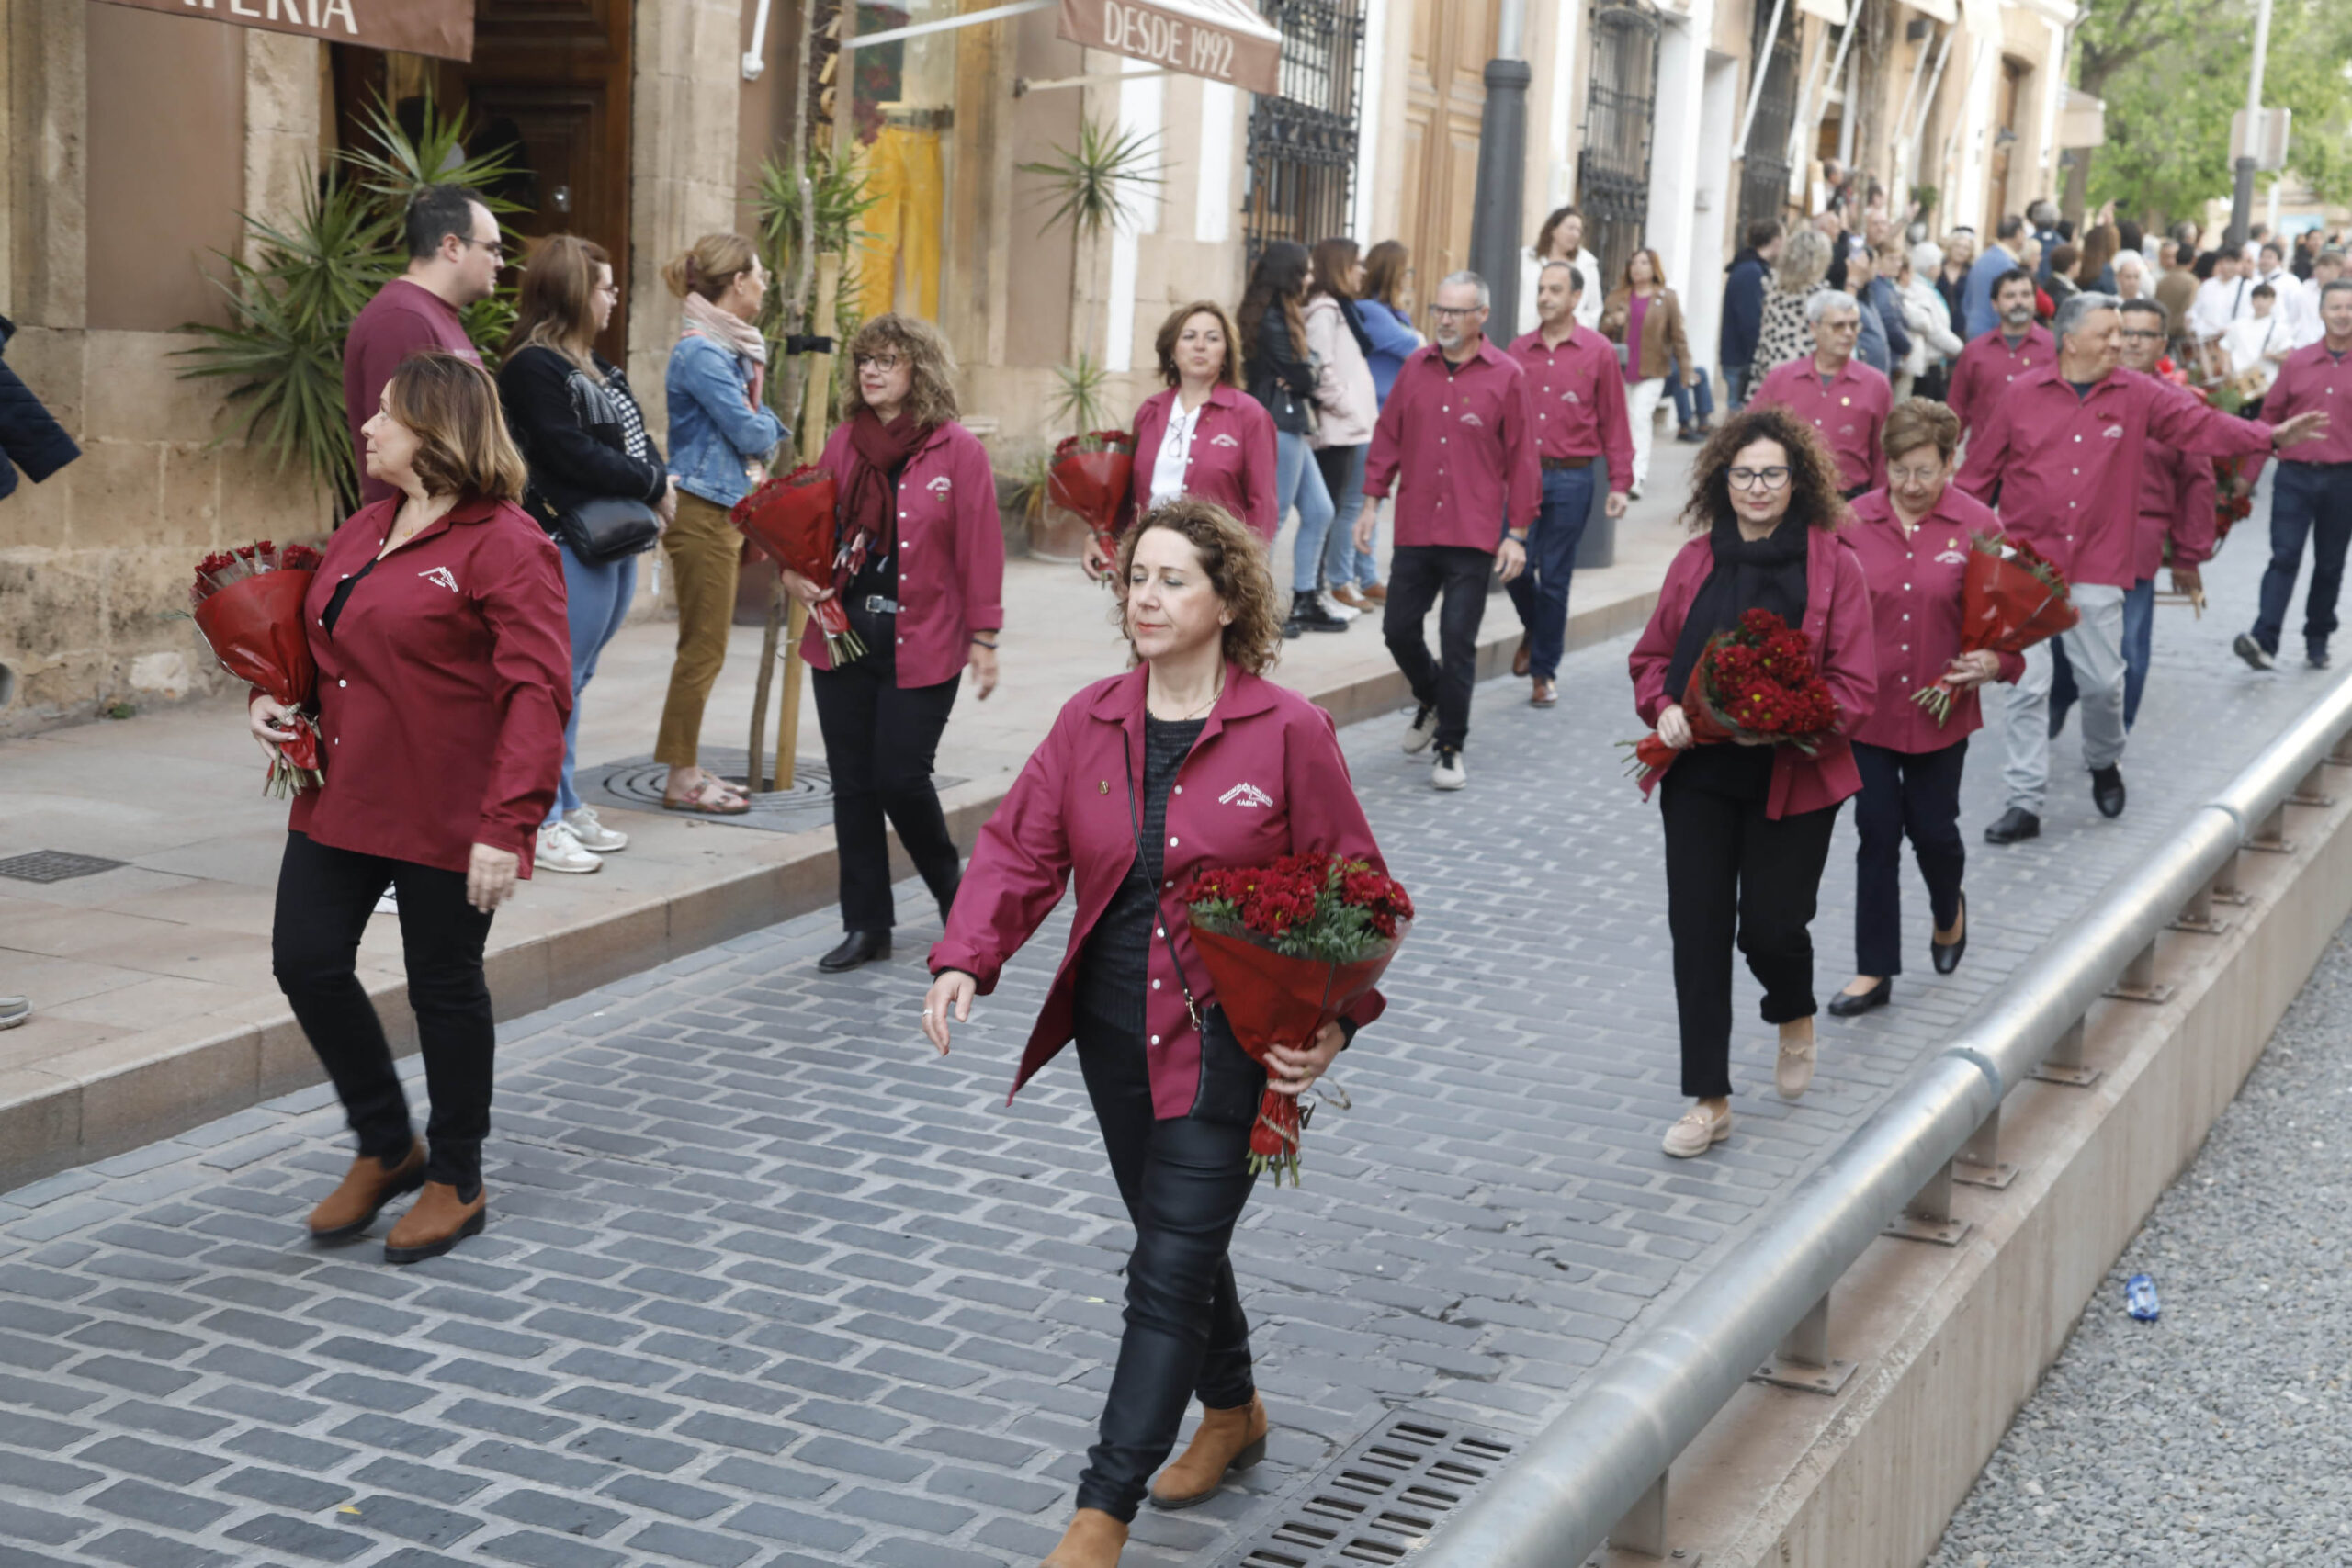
[1081,300,1278,579]
[921,498,1387,1568]
[249,353,572,1265]
[1629,405,1877,1158]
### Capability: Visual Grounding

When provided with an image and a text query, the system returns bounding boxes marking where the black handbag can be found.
[553,494,661,562]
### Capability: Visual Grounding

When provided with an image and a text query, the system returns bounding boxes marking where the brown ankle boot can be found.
[1148,1393,1269,1510]
[307,1142,425,1243]
[382,1181,486,1265]
[1040,1508,1126,1566]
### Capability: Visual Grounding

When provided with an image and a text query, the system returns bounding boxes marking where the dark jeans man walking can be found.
[1503,465,1596,703]
[2247,461,2352,667]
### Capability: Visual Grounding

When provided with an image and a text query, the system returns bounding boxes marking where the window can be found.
[1242,0,1366,263]
[1738,0,1802,236]
[1577,2,1663,295]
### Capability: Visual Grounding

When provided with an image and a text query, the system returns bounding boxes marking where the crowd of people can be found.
[222,175,2348,1568]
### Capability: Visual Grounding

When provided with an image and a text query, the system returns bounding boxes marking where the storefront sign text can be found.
[89,0,475,62]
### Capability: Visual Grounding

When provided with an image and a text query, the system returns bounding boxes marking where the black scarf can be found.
[1664,513,1812,703]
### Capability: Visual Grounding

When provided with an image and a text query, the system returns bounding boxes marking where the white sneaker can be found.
[1320,592,1360,623]
[564,806,628,852]
[536,819,603,874]
[1403,705,1439,754]
[373,886,398,916]
[1431,746,1467,791]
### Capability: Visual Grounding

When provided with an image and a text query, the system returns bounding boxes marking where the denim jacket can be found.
[665,333,786,507]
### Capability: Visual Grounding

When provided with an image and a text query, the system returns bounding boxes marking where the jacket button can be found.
[338,679,347,688]
[1168,836,1178,847]
[1156,927,1165,938]
[1172,785,1182,795]
[1152,979,1161,989]
[1150,1035,1161,1046]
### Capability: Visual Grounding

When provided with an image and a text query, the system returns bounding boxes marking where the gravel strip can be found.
[1928,924,2352,1567]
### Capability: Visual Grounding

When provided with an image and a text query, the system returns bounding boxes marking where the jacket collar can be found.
[1410,338,1508,376]
[1087,660,1280,743]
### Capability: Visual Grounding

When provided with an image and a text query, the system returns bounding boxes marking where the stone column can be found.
[243,31,320,253]
[628,0,745,435]
[7,0,85,332]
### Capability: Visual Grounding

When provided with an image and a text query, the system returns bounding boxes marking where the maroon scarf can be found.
[836,408,926,584]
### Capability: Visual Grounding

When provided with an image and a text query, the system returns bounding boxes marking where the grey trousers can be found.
[2000,582,2127,815]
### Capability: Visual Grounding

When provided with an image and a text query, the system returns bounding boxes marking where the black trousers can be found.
[1071,1018,1260,1523]
[810,660,961,933]
[270,830,496,1191]
[1659,776,1840,1099]
[1382,545,1493,750]
[1851,739,1967,977]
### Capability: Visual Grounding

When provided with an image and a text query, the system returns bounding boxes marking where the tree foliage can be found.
[2078,0,2352,225]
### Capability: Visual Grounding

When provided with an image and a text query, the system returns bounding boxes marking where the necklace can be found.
[1154,671,1224,721]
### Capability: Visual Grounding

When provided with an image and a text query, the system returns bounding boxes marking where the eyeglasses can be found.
[1888,465,1945,487]
[2120,329,2165,342]
[1429,305,1482,319]
[461,236,505,261]
[1727,467,1792,491]
[854,353,907,371]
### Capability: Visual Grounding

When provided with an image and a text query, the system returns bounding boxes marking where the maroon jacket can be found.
[1363,340,1543,550]
[286,495,571,876]
[1750,355,1892,494]
[1946,324,2055,438]
[930,664,1388,1120]
[801,419,1005,687]
[343,280,481,509]
[1844,485,2023,753]
[1630,524,1879,818]
[1118,385,1280,541]
[1506,324,1635,482]
[2132,439,2218,583]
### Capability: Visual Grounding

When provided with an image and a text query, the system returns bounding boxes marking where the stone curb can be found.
[0,584,1662,1192]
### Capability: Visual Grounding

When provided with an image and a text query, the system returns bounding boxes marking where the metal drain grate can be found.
[578,750,965,835]
[1214,1412,1519,1568]
[0,850,128,884]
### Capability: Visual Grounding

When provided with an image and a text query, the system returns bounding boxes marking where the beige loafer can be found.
[1776,1020,1817,1100]
[1662,1104,1731,1157]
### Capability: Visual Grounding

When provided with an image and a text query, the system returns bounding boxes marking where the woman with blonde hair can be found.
[783,313,1006,973]
[253,352,571,1264]
[1753,226,1833,375]
[498,234,674,874]
[657,232,787,815]
[1600,246,1696,498]
[923,496,1392,1566]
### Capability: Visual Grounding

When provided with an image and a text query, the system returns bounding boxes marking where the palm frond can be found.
[1048,354,1115,434]
[1017,120,1166,242]
[342,88,524,215]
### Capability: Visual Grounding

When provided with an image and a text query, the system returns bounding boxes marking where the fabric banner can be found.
[1056,0,1282,94]
[88,0,475,62]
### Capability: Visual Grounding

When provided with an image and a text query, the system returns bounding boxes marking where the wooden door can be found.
[1399,0,1497,306]
[436,0,636,360]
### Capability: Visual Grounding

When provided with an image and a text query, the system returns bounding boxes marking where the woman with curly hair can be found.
[1628,405,1878,1157]
[921,497,1392,1567]
[783,313,1006,973]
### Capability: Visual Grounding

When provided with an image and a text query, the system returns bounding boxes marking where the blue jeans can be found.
[549,542,639,821]
[1723,363,1752,411]
[2250,462,2352,659]
[1313,444,1371,591]
[1668,361,1715,431]
[1503,466,1595,680]
[1276,430,1337,592]
[2048,576,2156,734]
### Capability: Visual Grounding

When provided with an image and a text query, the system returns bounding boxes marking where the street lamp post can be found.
[2226,0,2276,249]
[1468,0,1532,342]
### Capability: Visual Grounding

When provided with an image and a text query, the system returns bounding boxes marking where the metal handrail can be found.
[1420,673,2352,1567]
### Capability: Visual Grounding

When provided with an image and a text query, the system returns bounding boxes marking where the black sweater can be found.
[496,344,669,536]
[1246,302,1320,436]
[0,315,80,501]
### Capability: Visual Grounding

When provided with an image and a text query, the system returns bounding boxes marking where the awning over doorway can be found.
[87,0,474,62]
[1056,0,1283,94]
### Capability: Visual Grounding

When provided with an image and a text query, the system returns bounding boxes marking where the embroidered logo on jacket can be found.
[1218,782,1274,808]
[1210,433,1241,447]
[1563,389,1582,403]
[418,567,459,592]
[1935,548,1967,565]
[927,475,953,493]
[1459,411,1485,427]
[2102,424,2125,439]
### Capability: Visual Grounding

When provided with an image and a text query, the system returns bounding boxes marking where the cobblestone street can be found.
[0,534,2339,1568]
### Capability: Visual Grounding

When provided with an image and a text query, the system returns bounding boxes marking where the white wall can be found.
[1352,0,1389,240]
[1105,58,1166,372]
[1645,7,1707,306]
[1688,49,1742,373]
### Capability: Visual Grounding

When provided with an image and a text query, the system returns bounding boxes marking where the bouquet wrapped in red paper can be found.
[188,541,325,797]
[1046,430,1136,559]
[1181,853,1412,1184]
[730,464,865,662]
[1910,532,2079,723]
[1623,609,1840,784]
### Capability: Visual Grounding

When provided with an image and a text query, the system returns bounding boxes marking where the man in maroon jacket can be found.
[344,185,501,508]
[1946,269,2052,438]
[1359,271,1539,792]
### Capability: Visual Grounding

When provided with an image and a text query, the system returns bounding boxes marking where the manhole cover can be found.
[1211,1411,1519,1567]
[0,850,128,884]
[578,749,963,834]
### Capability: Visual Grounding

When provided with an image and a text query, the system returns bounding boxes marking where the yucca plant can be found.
[1017,119,1164,242]
[1048,353,1115,434]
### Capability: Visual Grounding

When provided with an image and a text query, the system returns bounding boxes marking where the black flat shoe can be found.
[2090,765,2126,819]
[1931,891,1967,976]
[1826,977,1891,1018]
[1984,807,2041,845]
[818,931,892,972]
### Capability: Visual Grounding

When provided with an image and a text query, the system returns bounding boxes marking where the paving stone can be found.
[220,1513,374,1562]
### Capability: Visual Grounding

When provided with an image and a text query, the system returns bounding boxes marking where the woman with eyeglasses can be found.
[1826,400,2012,1020]
[785,314,1005,974]
[1629,405,1877,1157]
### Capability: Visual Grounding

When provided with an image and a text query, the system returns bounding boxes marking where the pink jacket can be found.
[930,664,1389,1120]
[1363,341,1544,551]
[1629,524,1880,819]
[801,420,1005,686]
[1305,294,1379,447]
[2132,439,2218,582]
[1119,385,1280,542]
[1844,486,2023,753]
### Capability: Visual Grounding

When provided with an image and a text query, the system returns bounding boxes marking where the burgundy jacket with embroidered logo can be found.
[1844,485,2024,752]
[930,665,1389,1121]
[1506,324,1635,478]
[284,495,571,877]
[1117,384,1280,541]
[1956,364,2272,589]
[1749,355,1892,494]
[1946,323,2055,437]
[800,419,1005,687]
[2263,341,2352,467]
[1363,339,1542,550]
[2132,437,2218,583]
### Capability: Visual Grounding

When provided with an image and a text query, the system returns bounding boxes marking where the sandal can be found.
[662,772,752,816]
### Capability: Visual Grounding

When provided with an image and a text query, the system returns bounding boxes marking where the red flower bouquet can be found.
[188,541,325,796]
[1623,609,1840,784]
[1910,532,2079,723]
[1181,853,1413,1184]
[1046,430,1136,560]
[730,464,865,662]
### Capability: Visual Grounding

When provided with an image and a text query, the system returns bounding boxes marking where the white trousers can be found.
[2000,582,2128,815]
[1627,377,1667,492]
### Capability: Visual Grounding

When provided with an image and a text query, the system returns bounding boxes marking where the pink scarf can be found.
[680,292,768,408]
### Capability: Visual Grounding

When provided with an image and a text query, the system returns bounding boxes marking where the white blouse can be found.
[1149,397,1207,509]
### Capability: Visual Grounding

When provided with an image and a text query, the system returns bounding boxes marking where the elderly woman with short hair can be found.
[782,313,1006,973]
